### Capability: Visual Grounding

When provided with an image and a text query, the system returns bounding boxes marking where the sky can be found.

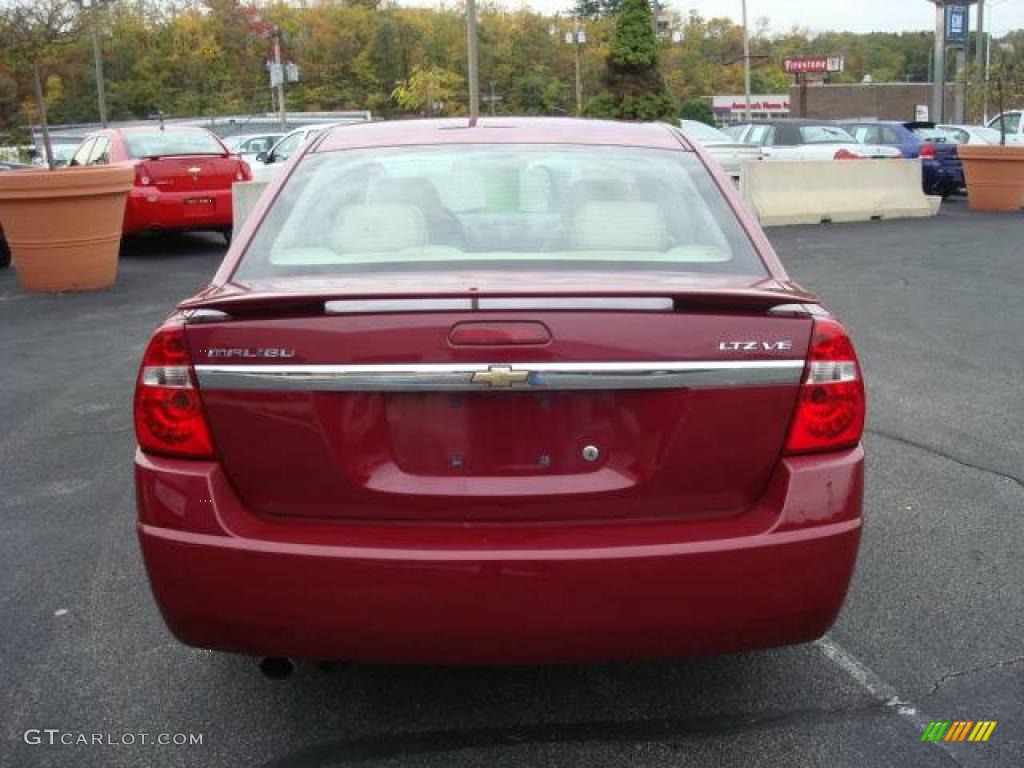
[414,0,1024,36]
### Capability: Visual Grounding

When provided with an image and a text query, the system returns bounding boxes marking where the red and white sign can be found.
[712,95,790,114]
[783,56,845,74]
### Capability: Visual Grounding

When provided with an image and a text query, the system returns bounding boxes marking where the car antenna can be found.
[148,110,165,131]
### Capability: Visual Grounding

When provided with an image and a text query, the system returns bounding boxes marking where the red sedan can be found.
[70,125,250,241]
[134,118,865,669]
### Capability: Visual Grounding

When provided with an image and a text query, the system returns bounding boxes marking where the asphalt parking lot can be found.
[1,201,1022,768]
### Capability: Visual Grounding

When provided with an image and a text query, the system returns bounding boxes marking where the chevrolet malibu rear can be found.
[134,118,865,665]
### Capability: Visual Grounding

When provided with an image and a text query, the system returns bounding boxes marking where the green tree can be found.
[679,97,713,125]
[391,64,464,115]
[586,0,676,120]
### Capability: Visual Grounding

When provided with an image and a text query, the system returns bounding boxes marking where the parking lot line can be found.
[815,636,962,761]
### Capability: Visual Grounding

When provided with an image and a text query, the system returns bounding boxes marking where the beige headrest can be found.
[572,201,668,252]
[331,204,428,253]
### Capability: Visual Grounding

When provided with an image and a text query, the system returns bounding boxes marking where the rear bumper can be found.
[922,160,965,190]
[123,186,233,235]
[136,447,864,665]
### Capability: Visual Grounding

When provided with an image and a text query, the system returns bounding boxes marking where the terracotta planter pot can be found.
[0,164,133,292]
[958,144,1024,213]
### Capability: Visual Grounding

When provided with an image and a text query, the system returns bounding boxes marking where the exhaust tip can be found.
[258,657,294,680]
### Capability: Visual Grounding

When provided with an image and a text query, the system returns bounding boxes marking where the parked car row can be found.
[682,117,977,197]
[840,121,963,196]
[248,123,336,182]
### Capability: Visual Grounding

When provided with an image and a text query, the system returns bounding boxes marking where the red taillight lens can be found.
[918,142,936,160]
[134,163,151,186]
[133,324,216,458]
[833,148,860,160]
[235,160,252,182]
[784,317,865,455]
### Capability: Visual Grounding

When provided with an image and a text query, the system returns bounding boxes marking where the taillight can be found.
[235,160,252,182]
[133,323,215,458]
[784,317,865,455]
[134,163,151,186]
[833,148,861,160]
[918,143,936,160]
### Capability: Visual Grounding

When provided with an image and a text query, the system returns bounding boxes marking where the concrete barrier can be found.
[232,180,269,230]
[740,159,939,226]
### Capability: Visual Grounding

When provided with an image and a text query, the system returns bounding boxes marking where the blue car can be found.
[841,121,964,196]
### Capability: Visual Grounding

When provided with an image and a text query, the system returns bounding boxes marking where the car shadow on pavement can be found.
[185,644,882,768]
[119,231,228,260]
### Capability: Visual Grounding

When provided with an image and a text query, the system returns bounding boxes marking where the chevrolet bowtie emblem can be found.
[471,365,529,388]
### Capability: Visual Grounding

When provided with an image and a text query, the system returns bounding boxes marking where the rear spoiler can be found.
[180,287,820,320]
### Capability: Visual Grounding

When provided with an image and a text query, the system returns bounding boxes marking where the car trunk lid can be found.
[142,155,238,192]
[184,279,814,524]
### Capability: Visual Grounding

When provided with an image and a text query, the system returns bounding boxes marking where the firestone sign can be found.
[783,56,845,75]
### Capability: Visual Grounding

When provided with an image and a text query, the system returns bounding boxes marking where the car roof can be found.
[740,119,837,126]
[116,125,214,134]
[315,118,687,152]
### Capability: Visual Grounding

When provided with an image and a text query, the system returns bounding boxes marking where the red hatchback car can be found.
[134,118,865,668]
[71,125,250,240]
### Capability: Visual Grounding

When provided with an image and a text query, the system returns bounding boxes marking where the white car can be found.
[936,124,1007,146]
[249,124,336,182]
[984,112,1024,144]
[678,119,763,180]
[728,120,902,161]
[222,133,285,161]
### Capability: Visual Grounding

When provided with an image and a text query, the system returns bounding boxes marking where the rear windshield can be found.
[123,129,224,159]
[233,144,766,281]
[798,125,856,144]
[680,120,732,143]
[911,127,954,142]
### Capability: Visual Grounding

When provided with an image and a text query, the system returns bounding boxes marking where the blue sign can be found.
[946,5,968,45]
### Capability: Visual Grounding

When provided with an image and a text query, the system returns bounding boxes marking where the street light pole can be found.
[742,0,752,121]
[466,0,480,125]
[91,27,108,128]
[976,0,985,121]
[75,0,109,128]
[570,26,586,117]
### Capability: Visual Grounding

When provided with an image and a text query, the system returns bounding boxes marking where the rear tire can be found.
[220,228,232,246]
[0,229,10,269]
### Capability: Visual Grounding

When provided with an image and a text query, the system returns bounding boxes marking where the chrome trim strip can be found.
[195,360,805,392]
[325,299,473,314]
[323,297,675,314]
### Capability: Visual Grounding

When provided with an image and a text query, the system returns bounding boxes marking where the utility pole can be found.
[272,26,287,131]
[931,2,947,123]
[976,0,987,122]
[742,0,752,121]
[466,0,480,125]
